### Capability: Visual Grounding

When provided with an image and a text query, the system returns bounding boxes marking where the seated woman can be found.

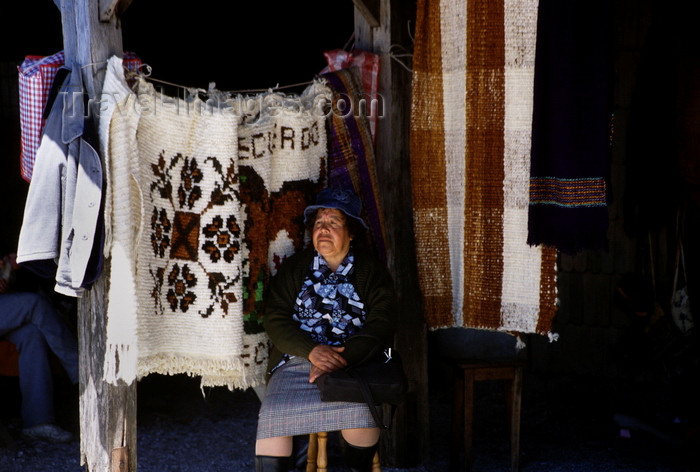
[255,187,397,472]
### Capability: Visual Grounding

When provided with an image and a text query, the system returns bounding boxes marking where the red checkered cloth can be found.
[17,51,142,182]
[320,49,380,143]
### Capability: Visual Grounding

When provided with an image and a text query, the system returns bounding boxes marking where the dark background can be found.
[119,0,355,91]
[0,0,355,253]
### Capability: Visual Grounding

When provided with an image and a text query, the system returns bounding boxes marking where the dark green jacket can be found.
[263,248,397,380]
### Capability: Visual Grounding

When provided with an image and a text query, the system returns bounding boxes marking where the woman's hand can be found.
[308,365,327,384]
[308,344,346,383]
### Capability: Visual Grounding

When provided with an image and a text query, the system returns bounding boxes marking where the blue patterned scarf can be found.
[293,250,366,345]
[271,250,366,373]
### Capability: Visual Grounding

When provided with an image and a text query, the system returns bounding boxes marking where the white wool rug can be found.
[102,67,330,388]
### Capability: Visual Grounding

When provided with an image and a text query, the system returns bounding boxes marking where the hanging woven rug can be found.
[133,80,263,389]
[410,0,558,335]
[320,68,387,264]
[236,82,330,333]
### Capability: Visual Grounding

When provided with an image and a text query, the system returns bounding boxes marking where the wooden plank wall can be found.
[354,1,429,467]
[527,0,681,381]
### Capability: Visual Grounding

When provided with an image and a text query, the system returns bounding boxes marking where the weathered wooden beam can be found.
[99,0,120,21]
[61,0,123,96]
[59,1,136,471]
[354,0,428,468]
[99,0,134,22]
[78,266,137,472]
[354,7,374,49]
[111,446,129,472]
[352,0,380,28]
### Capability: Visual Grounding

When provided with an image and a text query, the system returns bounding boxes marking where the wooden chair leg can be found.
[463,369,475,472]
[307,433,318,472]
[451,367,465,471]
[502,368,523,472]
[372,450,381,472]
[509,367,523,472]
[317,431,328,472]
[307,431,381,472]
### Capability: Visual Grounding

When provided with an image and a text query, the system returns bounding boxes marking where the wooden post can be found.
[354,1,428,467]
[59,0,137,471]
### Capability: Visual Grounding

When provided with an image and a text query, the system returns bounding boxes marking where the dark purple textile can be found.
[319,68,387,264]
[527,0,613,254]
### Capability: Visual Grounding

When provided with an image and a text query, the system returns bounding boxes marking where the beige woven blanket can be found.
[132,80,256,388]
[104,72,330,388]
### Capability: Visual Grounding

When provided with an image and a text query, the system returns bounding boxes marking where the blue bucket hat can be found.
[304,186,368,230]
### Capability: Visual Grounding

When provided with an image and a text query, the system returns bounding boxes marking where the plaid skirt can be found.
[256,357,375,439]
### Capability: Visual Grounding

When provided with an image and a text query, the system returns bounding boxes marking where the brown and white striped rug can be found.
[410,0,558,335]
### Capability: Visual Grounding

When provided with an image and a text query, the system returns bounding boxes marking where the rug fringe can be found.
[137,355,265,391]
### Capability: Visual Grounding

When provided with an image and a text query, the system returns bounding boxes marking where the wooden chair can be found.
[451,360,526,472]
[0,340,20,377]
[306,432,381,472]
[0,339,63,377]
[0,341,20,450]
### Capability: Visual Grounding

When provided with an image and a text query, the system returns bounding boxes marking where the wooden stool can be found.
[451,361,526,472]
[306,432,381,472]
[1,422,18,450]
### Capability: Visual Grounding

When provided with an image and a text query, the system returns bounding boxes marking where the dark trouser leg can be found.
[254,455,290,472]
[343,442,378,472]
[0,293,78,384]
[4,324,54,427]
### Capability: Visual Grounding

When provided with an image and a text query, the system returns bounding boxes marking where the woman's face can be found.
[312,208,353,262]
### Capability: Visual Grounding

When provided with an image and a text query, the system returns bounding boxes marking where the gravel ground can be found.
[1,370,698,472]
